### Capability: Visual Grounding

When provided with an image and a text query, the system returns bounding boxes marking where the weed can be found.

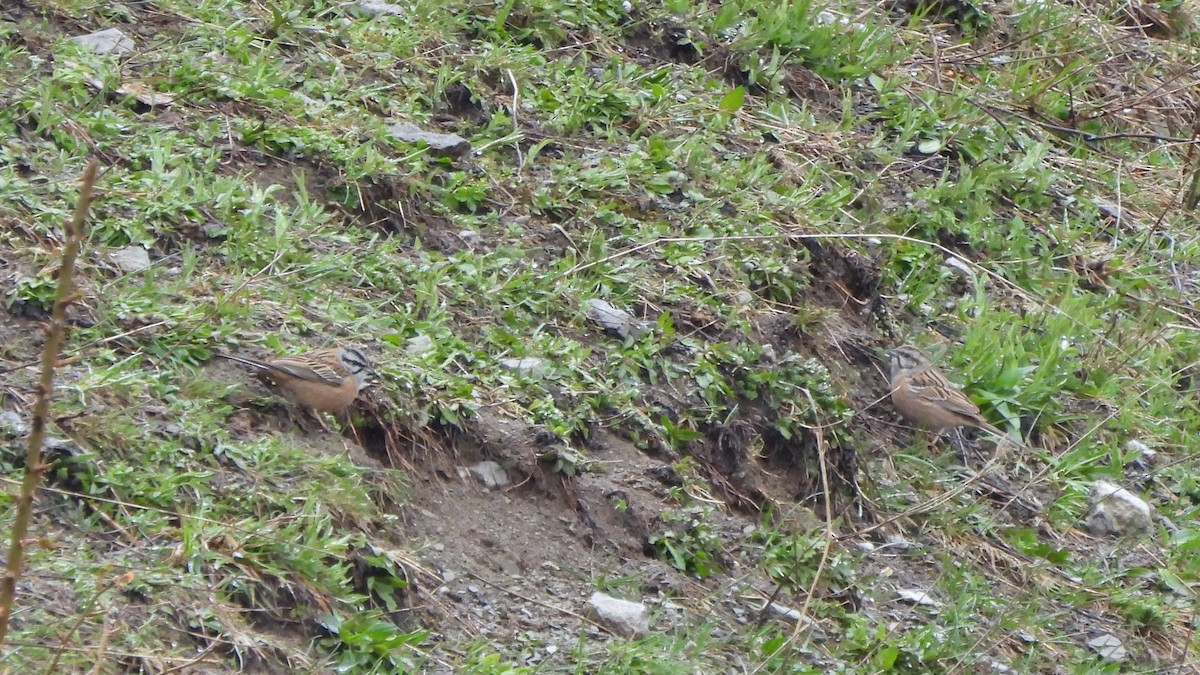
[4,0,1200,669]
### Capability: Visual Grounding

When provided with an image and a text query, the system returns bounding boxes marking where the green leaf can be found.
[916,138,942,154]
[876,645,900,669]
[760,634,786,657]
[719,86,745,112]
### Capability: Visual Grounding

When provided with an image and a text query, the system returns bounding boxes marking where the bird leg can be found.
[949,429,972,469]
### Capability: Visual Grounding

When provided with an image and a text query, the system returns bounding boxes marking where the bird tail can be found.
[213,351,271,372]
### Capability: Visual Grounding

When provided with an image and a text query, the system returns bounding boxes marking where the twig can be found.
[85,616,113,675]
[1004,107,1196,144]
[0,159,98,647]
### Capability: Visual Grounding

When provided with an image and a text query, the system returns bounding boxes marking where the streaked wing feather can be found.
[911,367,986,419]
[936,395,985,419]
[269,359,345,385]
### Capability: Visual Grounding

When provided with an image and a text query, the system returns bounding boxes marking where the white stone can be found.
[467,460,510,489]
[356,0,405,16]
[387,122,470,157]
[586,592,649,638]
[406,334,434,355]
[1087,634,1126,661]
[1082,480,1152,536]
[110,246,151,273]
[70,28,134,55]
[896,588,940,608]
[499,357,546,378]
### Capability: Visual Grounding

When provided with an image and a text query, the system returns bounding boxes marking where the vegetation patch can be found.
[2,0,1200,670]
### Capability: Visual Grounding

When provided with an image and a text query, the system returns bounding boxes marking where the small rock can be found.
[200,219,226,240]
[1082,480,1152,537]
[768,602,802,621]
[731,290,754,305]
[355,0,405,16]
[466,460,511,489]
[1094,197,1131,225]
[943,256,975,280]
[763,603,825,637]
[0,411,29,438]
[1087,634,1126,662]
[109,246,151,273]
[42,436,79,455]
[586,592,649,638]
[406,334,434,356]
[457,229,481,244]
[583,298,647,339]
[386,122,470,158]
[70,28,135,55]
[499,357,546,378]
[896,588,940,608]
[1125,440,1155,469]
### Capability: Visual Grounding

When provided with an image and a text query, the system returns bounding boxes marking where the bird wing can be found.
[936,392,986,420]
[909,367,987,420]
[267,358,346,386]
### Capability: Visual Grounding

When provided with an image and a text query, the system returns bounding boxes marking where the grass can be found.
[3,0,1200,670]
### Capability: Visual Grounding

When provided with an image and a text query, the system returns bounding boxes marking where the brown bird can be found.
[886,345,1004,437]
[217,346,374,414]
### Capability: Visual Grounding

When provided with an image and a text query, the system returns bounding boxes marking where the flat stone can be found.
[406,334,434,355]
[466,460,510,489]
[110,246,151,272]
[731,290,754,305]
[896,588,940,608]
[70,28,135,55]
[355,0,406,16]
[583,298,647,339]
[499,357,546,378]
[0,411,28,438]
[386,122,470,158]
[1094,197,1131,224]
[586,592,649,638]
[1087,634,1126,662]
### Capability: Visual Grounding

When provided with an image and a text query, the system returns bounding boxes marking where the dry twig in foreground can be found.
[0,159,99,646]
